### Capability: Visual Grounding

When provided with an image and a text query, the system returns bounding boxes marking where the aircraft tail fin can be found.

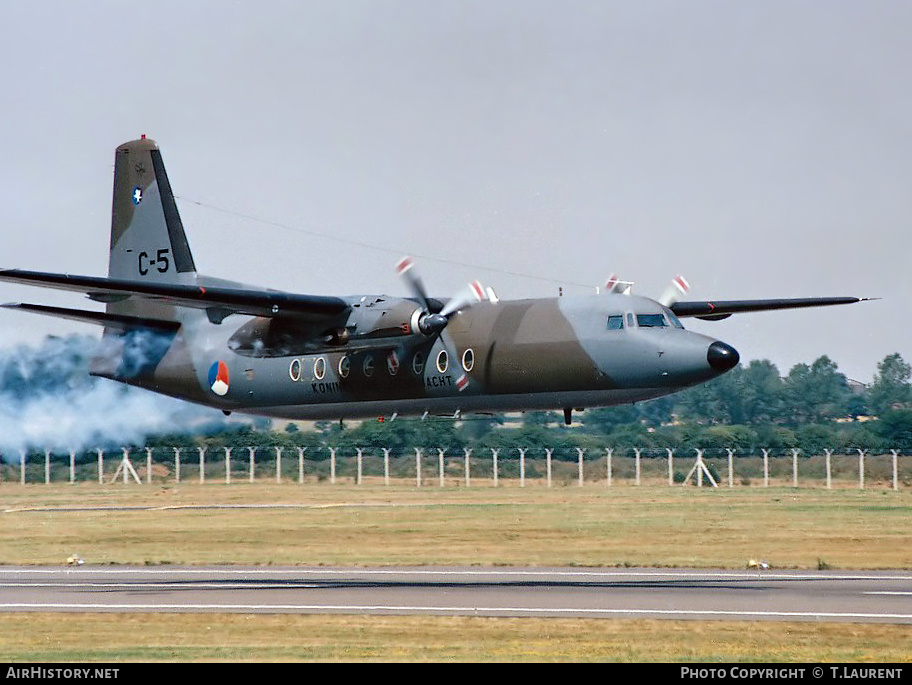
[107,137,197,320]
[109,136,196,283]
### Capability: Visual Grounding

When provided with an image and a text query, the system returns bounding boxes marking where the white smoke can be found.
[0,334,237,459]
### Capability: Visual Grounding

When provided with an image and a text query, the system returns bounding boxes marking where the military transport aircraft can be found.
[0,137,866,424]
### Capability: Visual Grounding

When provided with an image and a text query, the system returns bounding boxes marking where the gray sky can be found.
[0,1,909,383]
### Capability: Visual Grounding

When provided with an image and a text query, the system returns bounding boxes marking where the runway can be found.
[2,566,912,623]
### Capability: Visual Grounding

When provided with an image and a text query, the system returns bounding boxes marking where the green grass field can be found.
[3,614,911,662]
[3,482,911,568]
[2,481,911,661]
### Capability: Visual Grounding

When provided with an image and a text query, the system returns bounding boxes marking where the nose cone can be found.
[707,341,740,372]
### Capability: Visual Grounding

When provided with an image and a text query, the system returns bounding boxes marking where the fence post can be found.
[463,448,472,488]
[792,448,800,488]
[666,448,674,486]
[518,448,527,487]
[247,446,256,482]
[146,447,153,485]
[576,448,585,486]
[274,447,283,483]
[726,448,735,488]
[491,448,499,487]
[633,448,642,486]
[892,449,899,491]
[330,447,338,485]
[696,449,703,487]
[224,447,232,484]
[857,449,867,490]
[824,449,832,490]
[45,450,51,485]
[546,448,554,488]
[357,448,364,486]
[20,450,26,485]
[69,450,76,485]
[198,446,206,484]
[605,448,612,487]
[414,448,422,487]
[437,448,445,488]
[700,449,718,487]
[762,449,769,488]
[297,447,306,484]
[172,448,181,483]
[383,448,391,486]
[116,448,141,485]
[96,449,103,485]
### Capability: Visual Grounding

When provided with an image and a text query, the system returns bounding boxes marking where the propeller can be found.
[659,275,691,307]
[395,256,485,391]
[440,280,486,317]
[604,274,633,295]
[602,272,689,306]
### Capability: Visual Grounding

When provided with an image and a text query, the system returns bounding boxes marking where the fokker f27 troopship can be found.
[0,138,866,424]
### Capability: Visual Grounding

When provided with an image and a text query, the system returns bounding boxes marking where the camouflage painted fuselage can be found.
[96,288,731,420]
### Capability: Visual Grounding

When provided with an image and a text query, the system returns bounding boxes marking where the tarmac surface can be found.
[2,566,912,623]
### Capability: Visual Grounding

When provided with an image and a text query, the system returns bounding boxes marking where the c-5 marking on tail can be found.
[138,248,170,276]
[0,137,871,424]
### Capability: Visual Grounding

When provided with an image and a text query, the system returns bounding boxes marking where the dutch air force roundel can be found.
[208,360,229,396]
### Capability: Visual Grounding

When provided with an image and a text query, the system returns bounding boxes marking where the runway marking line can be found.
[1,568,911,581]
[1,602,911,621]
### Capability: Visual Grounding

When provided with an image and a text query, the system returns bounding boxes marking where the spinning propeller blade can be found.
[659,275,691,307]
[395,256,431,310]
[440,280,485,317]
[396,256,484,391]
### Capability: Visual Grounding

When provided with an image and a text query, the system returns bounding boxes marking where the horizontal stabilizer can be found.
[1,302,181,332]
[0,269,350,324]
[670,296,866,319]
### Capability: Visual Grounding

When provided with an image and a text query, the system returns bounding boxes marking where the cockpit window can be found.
[606,315,624,330]
[666,310,685,329]
[636,313,668,328]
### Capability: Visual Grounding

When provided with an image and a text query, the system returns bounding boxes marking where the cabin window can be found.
[362,355,375,378]
[338,355,350,378]
[412,352,425,375]
[313,357,326,380]
[462,348,475,372]
[636,313,668,328]
[606,315,624,330]
[387,351,400,375]
[436,350,449,374]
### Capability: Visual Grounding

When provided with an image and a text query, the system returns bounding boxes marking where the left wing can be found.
[0,269,350,324]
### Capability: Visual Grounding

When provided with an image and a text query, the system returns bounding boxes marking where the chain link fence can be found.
[2,445,910,489]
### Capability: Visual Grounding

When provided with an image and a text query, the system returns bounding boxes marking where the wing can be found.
[0,269,350,325]
[670,296,866,321]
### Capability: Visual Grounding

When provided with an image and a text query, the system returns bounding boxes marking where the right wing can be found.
[670,296,865,321]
